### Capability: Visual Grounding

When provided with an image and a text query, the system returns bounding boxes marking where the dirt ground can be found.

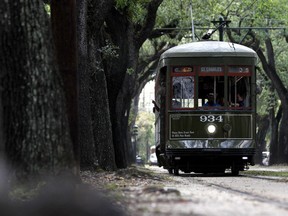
[81,165,177,215]
[81,165,288,216]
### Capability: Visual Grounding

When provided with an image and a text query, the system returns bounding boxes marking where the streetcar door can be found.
[154,67,166,153]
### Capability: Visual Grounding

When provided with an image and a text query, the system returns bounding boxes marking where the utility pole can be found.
[190,1,196,41]
[201,16,231,41]
[211,16,231,41]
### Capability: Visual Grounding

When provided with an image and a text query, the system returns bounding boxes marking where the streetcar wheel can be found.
[231,166,239,176]
[173,168,179,176]
[215,168,226,174]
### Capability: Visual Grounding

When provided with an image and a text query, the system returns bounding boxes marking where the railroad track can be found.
[206,175,288,210]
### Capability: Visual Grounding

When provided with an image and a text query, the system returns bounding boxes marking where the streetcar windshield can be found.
[172,76,195,108]
[170,65,252,110]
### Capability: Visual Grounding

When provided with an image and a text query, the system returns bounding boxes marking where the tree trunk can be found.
[255,114,269,164]
[256,38,288,164]
[0,77,4,155]
[268,107,278,165]
[51,0,79,173]
[0,1,75,179]
[227,28,288,165]
[86,0,117,171]
[89,37,117,171]
[104,11,133,168]
[129,95,140,164]
[104,8,131,168]
[76,0,96,169]
[114,86,133,168]
[276,106,287,163]
[104,1,163,167]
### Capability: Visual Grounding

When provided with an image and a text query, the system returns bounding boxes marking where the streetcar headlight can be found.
[207,124,217,134]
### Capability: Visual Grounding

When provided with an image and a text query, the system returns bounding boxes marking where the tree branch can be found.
[256,40,288,106]
[226,21,288,108]
[265,37,275,69]
[149,19,179,39]
[43,0,50,4]
[88,0,114,30]
[137,42,172,83]
[134,0,163,49]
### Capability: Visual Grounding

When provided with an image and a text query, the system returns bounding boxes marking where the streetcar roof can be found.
[160,41,257,59]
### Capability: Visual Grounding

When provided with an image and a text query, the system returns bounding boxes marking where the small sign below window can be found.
[229,66,250,73]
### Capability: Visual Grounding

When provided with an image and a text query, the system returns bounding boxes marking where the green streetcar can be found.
[153,41,257,176]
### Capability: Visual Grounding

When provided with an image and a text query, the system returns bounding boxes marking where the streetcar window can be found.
[198,76,224,108]
[171,76,194,108]
[228,76,251,108]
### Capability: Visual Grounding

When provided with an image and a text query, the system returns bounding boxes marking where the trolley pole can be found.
[211,16,230,41]
[219,17,224,41]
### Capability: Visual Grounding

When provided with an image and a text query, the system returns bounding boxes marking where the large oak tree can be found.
[103,0,164,168]
[0,1,76,179]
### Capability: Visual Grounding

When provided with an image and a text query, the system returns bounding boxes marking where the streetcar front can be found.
[154,41,257,175]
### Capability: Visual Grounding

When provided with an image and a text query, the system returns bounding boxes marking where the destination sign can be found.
[200,66,223,72]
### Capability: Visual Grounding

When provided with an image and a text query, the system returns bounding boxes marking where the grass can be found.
[242,170,288,178]
[9,181,46,201]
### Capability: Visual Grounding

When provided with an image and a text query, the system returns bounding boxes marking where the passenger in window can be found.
[236,94,244,107]
[172,99,181,108]
[230,94,245,107]
[172,81,182,108]
[203,93,221,107]
[236,94,245,107]
[218,97,225,106]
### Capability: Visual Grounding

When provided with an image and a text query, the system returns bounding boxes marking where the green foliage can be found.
[135,111,155,161]
[254,0,288,25]
[256,30,288,114]
[139,40,155,60]
[155,0,184,28]
[243,170,288,178]
[115,0,151,24]
[9,181,46,201]
[136,0,288,157]
[44,4,50,15]
[256,67,280,115]
[98,40,119,60]
[126,67,135,75]
[274,40,288,88]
